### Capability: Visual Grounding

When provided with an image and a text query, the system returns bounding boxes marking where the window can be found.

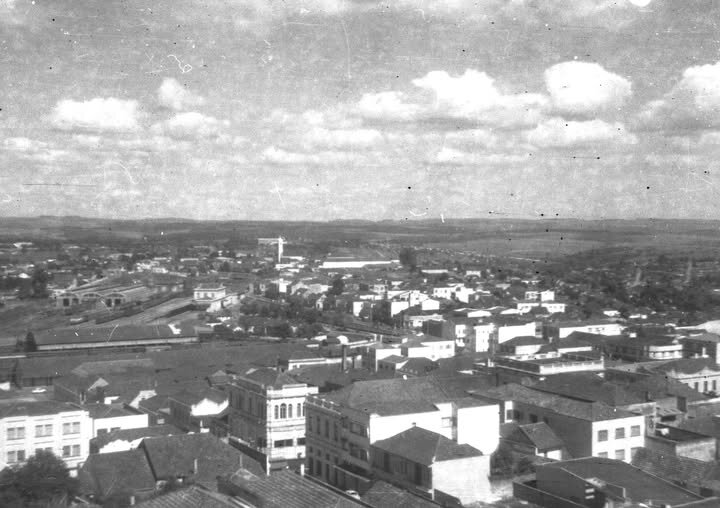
[324,419,330,438]
[333,422,338,442]
[598,452,608,458]
[615,427,625,439]
[35,424,53,438]
[274,406,279,420]
[7,427,25,440]
[615,449,625,461]
[273,439,293,448]
[7,450,25,463]
[62,445,80,457]
[705,381,709,392]
[288,404,293,418]
[630,425,641,437]
[529,414,539,424]
[597,430,608,442]
[297,403,302,418]
[505,409,513,421]
[631,447,641,458]
[297,438,306,446]
[714,380,717,392]
[62,422,80,435]
[280,404,287,419]
[35,447,52,455]
[441,417,453,428]
[308,415,313,432]
[695,382,700,391]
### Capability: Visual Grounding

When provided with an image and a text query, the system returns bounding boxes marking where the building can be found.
[228,368,318,472]
[193,283,237,312]
[644,358,720,394]
[500,422,565,460]
[486,352,605,384]
[0,399,92,472]
[370,426,490,505]
[85,403,149,438]
[683,332,720,362]
[477,383,645,462]
[168,388,228,433]
[514,457,714,508]
[304,375,499,494]
[602,334,684,361]
[31,324,197,352]
[546,320,625,339]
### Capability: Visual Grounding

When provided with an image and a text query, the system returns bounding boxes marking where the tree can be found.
[0,450,77,507]
[398,247,417,271]
[328,276,344,296]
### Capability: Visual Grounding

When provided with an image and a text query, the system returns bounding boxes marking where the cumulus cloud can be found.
[50,98,142,132]
[525,117,637,147]
[158,78,205,111]
[545,61,632,116]
[639,62,720,131]
[355,91,423,122]
[432,147,529,166]
[151,112,229,139]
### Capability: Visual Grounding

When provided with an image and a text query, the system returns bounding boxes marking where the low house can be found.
[370,426,491,505]
[79,449,156,506]
[85,403,149,438]
[500,422,565,460]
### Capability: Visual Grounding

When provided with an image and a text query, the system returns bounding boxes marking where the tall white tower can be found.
[277,236,284,263]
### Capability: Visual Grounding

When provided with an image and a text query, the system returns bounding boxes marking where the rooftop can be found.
[33,324,191,346]
[134,485,239,508]
[372,426,483,465]
[79,449,155,499]
[0,399,84,419]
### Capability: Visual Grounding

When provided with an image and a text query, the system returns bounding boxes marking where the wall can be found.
[456,404,499,455]
[93,412,148,437]
[433,455,492,505]
[645,434,717,462]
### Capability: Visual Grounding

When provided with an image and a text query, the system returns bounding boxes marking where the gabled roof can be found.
[361,480,440,508]
[649,357,720,375]
[169,387,227,407]
[241,367,302,389]
[79,449,155,499]
[134,485,238,508]
[502,335,545,347]
[503,422,564,452]
[93,424,183,449]
[225,469,365,508]
[140,433,263,487]
[372,426,482,465]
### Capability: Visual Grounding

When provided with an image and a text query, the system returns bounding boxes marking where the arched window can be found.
[288,404,293,418]
[280,403,287,419]
[274,406,279,420]
[297,403,302,418]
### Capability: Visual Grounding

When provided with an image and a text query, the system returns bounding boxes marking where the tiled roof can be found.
[0,399,83,418]
[141,433,264,487]
[543,457,703,505]
[477,383,639,422]
[134,485,238,508]
[649,358,720,375]
[84,403,140,419]
[242,367,301,389]
[169,387,227,407]
[93,424,183,449]
[79,449,155,499]
[361,480,440,508]
[517,422,564,451]
[372,426,482,466]
[226,469,365,508]
[323,375,496,415]
[632,447,720,491]
[502,335,545,346]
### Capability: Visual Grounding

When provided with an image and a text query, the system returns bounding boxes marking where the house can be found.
[0,399,92,472]
[228,368,318,472]
[193,283,238,312]
[167,388,228,433]
[486,351,605,384]
[545,320,624,339]
[498,335,547,355]
[500,422,565,460]
[602,334,684,361]
[476,383,645,462]
[85,403,149,437]
[644,358,720,394]
[304,375,500,494]
[79,449,156,506]
[645,423,717,462]
[370,425,490,505]
[683,332,720,362]
[514,457,715,508]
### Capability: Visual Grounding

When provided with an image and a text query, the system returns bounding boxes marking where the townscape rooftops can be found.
[361,480,441,508]
[168,387,227,407]
[92,424,183,449]
[543,457,703,505]
[501,335,545,347]
[241,367,304,389]
[226,469,365,508]
[647,357,720,374]
[0,399,84,418]
[502,422,565,452]
[372,425,483,465]
[631,447,720,490]
[83,403,140,419]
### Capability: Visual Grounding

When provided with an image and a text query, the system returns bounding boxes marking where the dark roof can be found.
[323,375,496,416]
[241,367,302,389]
[0,399,83,418]
[502,335,545,347]
[477,383,639,422]
[84,403,140,419]
[684,333,720,344]
[134,485,239,508]
[33,325,193,346]
[361,480,441,508]
[632,447,720,491]
[79,449,155,499]
[543,457,703,505]
[141,433,263,488]
[93,424,183,449]
[169,387,227,407]
[225,469,365,508]
[507,422,564,452]
[649,358,720,375]
[372,426,482,466]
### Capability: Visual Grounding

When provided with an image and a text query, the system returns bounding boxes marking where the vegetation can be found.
[0,450,78,507]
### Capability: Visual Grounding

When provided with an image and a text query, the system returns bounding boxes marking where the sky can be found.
[2,0,720,221]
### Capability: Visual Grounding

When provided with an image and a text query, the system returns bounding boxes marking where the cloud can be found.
[355,91,423,122]
[50,98,142,133]
[302,127,384,150]
[158,78,205,111]
[545,62,632,116]
[151,112,229,139]
[639,62,720,131]
[261,146,370,166]
[2,137,49,152]
[432,147,530,166]
[525,117,637,147]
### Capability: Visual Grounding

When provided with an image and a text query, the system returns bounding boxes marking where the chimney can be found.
[299,463,305,476]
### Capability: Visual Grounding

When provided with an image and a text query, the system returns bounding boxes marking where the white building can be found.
[229,368,318,472]
[0,400,92,473]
